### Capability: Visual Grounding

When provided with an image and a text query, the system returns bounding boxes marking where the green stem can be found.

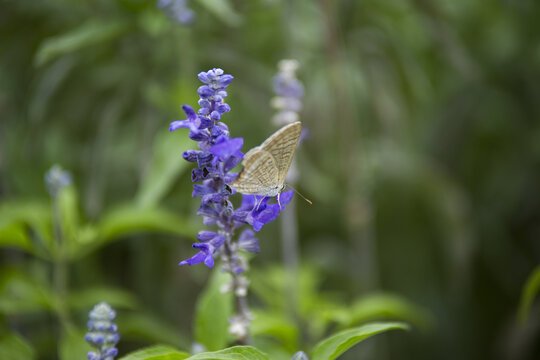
[52,197,70,330]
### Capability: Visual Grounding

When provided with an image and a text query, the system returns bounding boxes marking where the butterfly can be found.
[230,121,302,198]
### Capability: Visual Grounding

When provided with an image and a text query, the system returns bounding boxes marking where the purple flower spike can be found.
[173,68,295,272]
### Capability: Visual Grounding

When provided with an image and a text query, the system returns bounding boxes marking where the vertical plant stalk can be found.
[46,165,73,331]
[52,195,70,329]
[222,235,251,345]
[280,196,300,320]
[171,68,295,345]
[271,59,304,319]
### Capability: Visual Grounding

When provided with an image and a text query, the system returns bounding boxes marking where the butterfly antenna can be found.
[284,184,313,205]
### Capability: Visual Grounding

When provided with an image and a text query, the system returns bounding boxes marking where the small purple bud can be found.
[217,74,234,88]
[192,184,214,197]
[189,130,209,141]
[197,71,210,83]
[104,348,119,357]
[197,230,217,241]
[210,111,221,121]
[198,115,212,129]
[183,150,199,162]
[216,90,228,98]
[216,103,231,113]
[196,152,213,168]
[198,98,211,108]
[197,85,214,98]
[197,203,219,217]
[191,168,209,182]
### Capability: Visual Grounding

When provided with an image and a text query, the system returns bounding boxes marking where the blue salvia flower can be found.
[158,0,195,25]
[170,68,293,271]
[44,164,72,197]
[292,351,309,360]
[85,302,119,360]
[271,59,304,126]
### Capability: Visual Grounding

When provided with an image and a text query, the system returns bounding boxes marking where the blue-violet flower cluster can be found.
[158,0,195,25]
[271,59,304,126]
[85,302,119,360]
[45,164,72,197]
[169,68,293,270]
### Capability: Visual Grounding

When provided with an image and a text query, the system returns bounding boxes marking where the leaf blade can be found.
[312,322,410,360]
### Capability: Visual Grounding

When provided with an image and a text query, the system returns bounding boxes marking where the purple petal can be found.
[192,184,215,197]
[183,150,199,162]
[182,105,197,120]
[197,231,217,241]
[169,120,193,132]
[179,251,207,266]
[238,229,259,253]
[277,190,294,210]
[210,137,244,161]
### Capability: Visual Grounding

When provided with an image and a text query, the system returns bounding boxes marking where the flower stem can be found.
[52,197,70,330]
[280,196,299,321]
[222,233,251,345]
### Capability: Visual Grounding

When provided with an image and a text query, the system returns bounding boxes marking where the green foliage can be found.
[311,322,410,360]
[35,20,129,66]
[328,293,432,330]
[251,310,298,352]
[136,131,192,208]
[0,333,36,360]
[2,0,539,358]
[195,0,242,27]
[118,313,190,350]
[59,328,91,360]
[194,271,233,351]
[0,268,55,315]
[187,346,268,360]
[120,345,189,360]
[517,265,540,325]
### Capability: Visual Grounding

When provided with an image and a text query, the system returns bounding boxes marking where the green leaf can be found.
[311,322,410,360]
[329,293,432,330]
[97,205,196,242]
[68,287,139,311]
[59,328,90,360]
[118,313,190,350]
[0,268,55,315]
[35,20,128,66]
[136,130,192,208]
[120,345,189,360]
[0,200,54,259]
[195,0,242,27]
[194,271,233,351]
[518,265,540,325]
[251,311,298,351]
[0,222,32,252]
[0,333,36,360]
[187,346,269,360]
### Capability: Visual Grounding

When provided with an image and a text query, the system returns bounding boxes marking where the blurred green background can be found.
[1,0,540,359]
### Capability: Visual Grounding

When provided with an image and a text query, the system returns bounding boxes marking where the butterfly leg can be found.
[254,196,265,211]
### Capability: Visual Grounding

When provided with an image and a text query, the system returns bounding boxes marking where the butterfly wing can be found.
[231,149,281,196]
[259,121,302,184]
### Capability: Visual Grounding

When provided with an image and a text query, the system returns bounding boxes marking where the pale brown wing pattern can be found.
[259,121,301,184]
[231,149,280,195]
